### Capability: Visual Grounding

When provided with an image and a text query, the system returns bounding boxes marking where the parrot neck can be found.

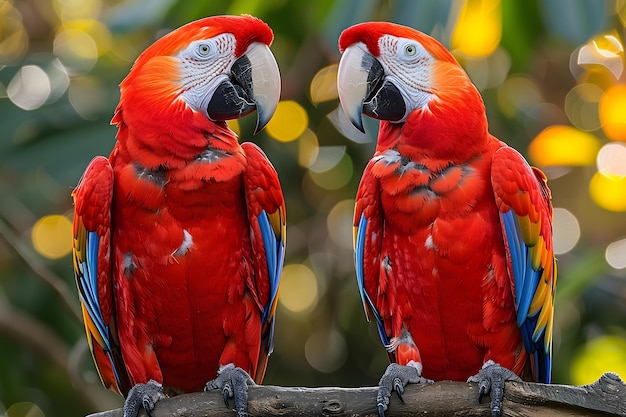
[378,72,490,162]
[112,99,240,170]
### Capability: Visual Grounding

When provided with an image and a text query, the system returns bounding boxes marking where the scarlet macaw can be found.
[72,15,285,417]
[337,22,556,416]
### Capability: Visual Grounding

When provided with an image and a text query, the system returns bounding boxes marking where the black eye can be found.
[197,43,211,56]
[405,44,417,56]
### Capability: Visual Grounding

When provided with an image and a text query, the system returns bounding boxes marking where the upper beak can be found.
[207,42,281,134]
[337,44,406,133]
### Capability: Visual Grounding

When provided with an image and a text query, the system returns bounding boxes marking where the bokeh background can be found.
[1,0,626,416]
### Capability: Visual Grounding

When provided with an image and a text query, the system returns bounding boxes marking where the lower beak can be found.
[337,44,406,133]
[207,43,281,134]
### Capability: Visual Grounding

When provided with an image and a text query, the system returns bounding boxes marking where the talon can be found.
[376,362,430,416]
[478,383,487,403]
[394,379,405,403]
[204,364,254,416]
[123,381,165,417]
[223,385,231,406]
[468,362,520,417]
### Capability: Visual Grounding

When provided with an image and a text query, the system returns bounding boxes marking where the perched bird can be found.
[72,15,285,417]
[337,22,556,416]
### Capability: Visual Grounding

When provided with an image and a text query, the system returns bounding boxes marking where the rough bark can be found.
[87,372,626,416]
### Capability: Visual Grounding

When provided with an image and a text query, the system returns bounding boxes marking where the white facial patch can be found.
[177,34,237,115]
[377,34,435,116]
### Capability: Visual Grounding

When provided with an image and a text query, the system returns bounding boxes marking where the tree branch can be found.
[87,373,625,417]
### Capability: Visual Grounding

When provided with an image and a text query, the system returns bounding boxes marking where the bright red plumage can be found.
[72,15,285,406]
[340,21,555,388]
[356,138,528,381]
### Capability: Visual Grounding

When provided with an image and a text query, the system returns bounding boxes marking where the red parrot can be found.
[337,22,556,416]
[72,15,285,417]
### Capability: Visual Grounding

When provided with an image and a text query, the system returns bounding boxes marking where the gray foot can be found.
[377,363,433,417]
[205,363,255,417]
[123,379,166,417]
[467,360,522,417]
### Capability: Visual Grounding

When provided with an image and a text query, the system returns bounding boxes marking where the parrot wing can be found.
[241,142,286,383]
[72,156,130,394]
[353,160,390,348]
[491,146,556,383]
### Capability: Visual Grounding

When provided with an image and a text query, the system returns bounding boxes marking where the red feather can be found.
[345,22,555,383]
[72,15,285,398]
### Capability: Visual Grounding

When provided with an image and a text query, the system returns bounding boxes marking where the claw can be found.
[123,380,166,417]
[205,363,255,417]
[376,363,432,417]
[393,377,405,403]
[477,379,489,403]
[467,360,521,417]
[222,383,232,406]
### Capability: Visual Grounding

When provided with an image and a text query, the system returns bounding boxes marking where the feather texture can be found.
[341,22,556,383]
[72,15,285,398]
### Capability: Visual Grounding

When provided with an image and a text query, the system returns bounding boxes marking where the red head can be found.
[337,22,488,158]
[113,15,281,167]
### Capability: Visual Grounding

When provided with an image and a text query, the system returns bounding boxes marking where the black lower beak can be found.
[207,55,256,121]
[361,55,406,122]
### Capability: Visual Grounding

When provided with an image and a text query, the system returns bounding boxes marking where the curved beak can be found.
[207,42,281,134]
[337,44,406,133]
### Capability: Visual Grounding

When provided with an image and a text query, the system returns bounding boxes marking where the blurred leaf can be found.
[320,0,379,53]
[556,250,608,302]
[391,0,454,38]
[103,0,179,32]
[501,0,544,70]
[541,0,608,44]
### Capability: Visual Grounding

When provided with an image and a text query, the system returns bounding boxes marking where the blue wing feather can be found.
[72,156,128,393]
[79,230,112,352]
[355,213,389,346]
[500,209,551,383]
[258,209,283,329]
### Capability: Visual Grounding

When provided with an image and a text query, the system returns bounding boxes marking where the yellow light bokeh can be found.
[52,0,102,21]
[326,199,355,251]
[265,100,309,143]
[529,125,601,167]
[0,4,29,62]
[31,214,73,259]
[564,83,603,132]
[451,0,502,57]
[298,128,319,167]
[571,335,626,385]
[309,64,339,105]
[53,28,98,71]
[61,19,113,56]
[497,76,542,118]
[618,0,626,26]
[304,329,348,373]
[309,153,353,190]
[277,264,318,313]
[6,402,45,417]
[589,172,626,212]
[599,84,626,141]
